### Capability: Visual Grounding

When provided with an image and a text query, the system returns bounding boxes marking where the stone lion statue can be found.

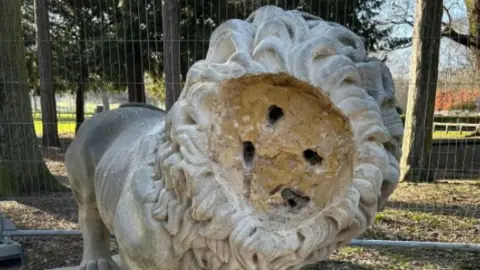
[65,5,403,270]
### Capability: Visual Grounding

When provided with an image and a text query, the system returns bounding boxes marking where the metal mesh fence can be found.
[1,0,479,269]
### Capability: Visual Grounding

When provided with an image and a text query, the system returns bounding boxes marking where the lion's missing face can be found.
[207,73,356,219]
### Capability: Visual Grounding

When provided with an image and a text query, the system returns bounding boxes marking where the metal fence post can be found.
[0,212,24,265]
[0,213,4,240]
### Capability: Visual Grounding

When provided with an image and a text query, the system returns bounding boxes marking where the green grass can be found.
[432,130,470,139]
[33,112,90,136]
[34,120,77,136]
[32,113,94,121]
[32,103,122,136]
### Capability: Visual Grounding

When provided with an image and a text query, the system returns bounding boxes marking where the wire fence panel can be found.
[0,0,479,269]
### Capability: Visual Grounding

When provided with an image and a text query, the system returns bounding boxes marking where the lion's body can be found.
[66,107,173,269]
[66,106,166,218]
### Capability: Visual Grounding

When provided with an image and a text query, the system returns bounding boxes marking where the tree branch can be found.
[443,5,453,26]
[441,27,480,49]
[440,2,480,49]
[373,18,413,27]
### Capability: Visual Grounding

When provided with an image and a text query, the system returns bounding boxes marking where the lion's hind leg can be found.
[67,172,119,270]
[75,198,119,270]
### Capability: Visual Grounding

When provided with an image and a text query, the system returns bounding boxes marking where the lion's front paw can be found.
[76,258,119,270]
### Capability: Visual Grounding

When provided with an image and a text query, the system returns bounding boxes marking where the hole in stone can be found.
[172,142,180,152]
[253,254,258,263]
[395,106,403,115]
[185,114,196,125]
[281,189,311,210]
[249,227,257,237]
[383,142,395,152]
[243,141,255,165]
[288,199,297,207]
[303,149,323,166]
[381,180,393,193]
[297,232,306,242]
[268,105,283,125]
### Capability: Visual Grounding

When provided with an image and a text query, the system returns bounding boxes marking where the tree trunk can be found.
[102,91,110,111]
[33,93,38,112]
[180,55,189,83]
[0,0,59,196]
[75,84,85,134]
[35,0,60,147]
[400,0,443,182]
[162,0,182,111]
[473,1,480,72]
[75,44,87,133]
[127,44,146,103]
[74,7,87,134]
[74,58,87,133]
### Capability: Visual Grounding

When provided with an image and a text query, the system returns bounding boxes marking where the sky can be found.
[378,0,473,79]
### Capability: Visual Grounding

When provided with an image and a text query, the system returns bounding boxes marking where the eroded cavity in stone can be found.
[207,73,356,214]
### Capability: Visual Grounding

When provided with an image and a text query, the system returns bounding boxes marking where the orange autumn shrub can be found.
[435,89,480,111]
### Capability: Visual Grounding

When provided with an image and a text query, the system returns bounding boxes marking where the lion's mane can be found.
[148,6,403,270]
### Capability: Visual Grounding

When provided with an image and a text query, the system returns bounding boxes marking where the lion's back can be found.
[65,106,166,205]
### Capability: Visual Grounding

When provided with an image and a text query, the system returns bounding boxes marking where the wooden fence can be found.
[433,122,479,134]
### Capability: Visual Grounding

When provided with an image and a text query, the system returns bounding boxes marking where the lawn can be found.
[0,136,479,269]
[33,112,95,137]
[32,104,124,137]
[33,120,78,136]
[431,130,470,139]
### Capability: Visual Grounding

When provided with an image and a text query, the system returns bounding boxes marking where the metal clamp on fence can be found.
[0,213,24,267]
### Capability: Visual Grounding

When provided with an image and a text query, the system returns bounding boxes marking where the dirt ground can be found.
[1,137,479,270]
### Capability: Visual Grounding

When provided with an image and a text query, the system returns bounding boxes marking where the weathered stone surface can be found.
[208,74,355,215]
[64,5,403,270]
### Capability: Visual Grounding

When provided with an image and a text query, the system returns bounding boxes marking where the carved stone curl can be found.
[65,5,403,270]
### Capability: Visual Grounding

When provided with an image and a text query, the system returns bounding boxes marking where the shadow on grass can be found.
[386,201,480,218]
[355,227,480,270]
[302,261,376,270]
[369,244,480,270]
[2,191,78,228]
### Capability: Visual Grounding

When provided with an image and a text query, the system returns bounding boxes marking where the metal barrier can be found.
[0,213,24,265]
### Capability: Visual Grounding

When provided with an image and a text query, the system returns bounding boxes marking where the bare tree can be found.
[35,0,60,146]
[400,0,444,182]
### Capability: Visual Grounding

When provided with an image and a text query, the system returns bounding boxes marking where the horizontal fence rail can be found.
[4,229,480,252]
